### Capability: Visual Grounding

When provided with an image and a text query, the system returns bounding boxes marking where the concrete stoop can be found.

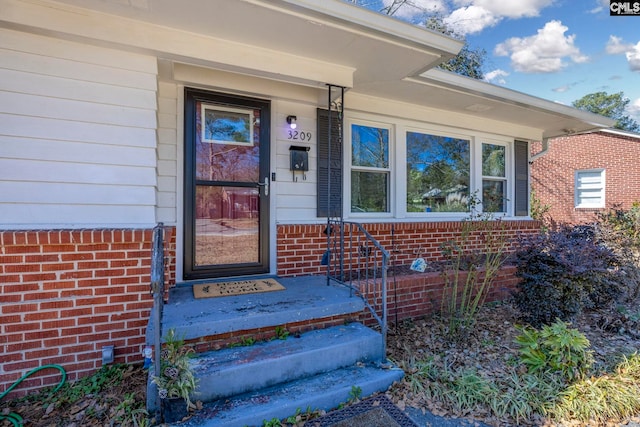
[152,323,403,426]
[147,277,404,426]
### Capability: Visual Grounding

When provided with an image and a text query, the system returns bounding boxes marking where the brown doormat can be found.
[193,278,285,299]
[310,395,418,427]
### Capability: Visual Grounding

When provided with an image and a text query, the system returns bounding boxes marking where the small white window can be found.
[575,169,605,208]
[350,122,391,213]
[482,143,507,213]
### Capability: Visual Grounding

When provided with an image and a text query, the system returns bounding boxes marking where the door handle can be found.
[256,177,269,196]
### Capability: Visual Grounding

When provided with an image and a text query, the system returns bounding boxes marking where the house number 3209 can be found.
[287,130,312,141]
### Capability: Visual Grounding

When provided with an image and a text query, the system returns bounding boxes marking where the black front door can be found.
[184,88,270,280]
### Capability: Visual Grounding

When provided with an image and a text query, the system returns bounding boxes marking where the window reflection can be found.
[406,132,470,213]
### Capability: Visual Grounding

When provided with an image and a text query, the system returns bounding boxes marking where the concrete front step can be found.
[150,276,364,344]
[175,363,404,427]
[147,277,404,425]
[191,323,384,403]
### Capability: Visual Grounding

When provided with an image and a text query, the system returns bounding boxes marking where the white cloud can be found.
[494,20,588,73]
[443,5,500,35]
[442,0,554,35]
[552,85,571,93]
[606,35,635,54]
[625,42,640,72]
[383,0,555,35]
[588,0,609,13]
[452,0,553,18]
[606,37,640,72]
[484,69,509,84]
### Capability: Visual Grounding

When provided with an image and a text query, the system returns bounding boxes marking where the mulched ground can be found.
[0,364,148,427]
[385,296,640,427]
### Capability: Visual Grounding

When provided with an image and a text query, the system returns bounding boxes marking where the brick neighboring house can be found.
[0,0,615,399]
[531,129,640,225]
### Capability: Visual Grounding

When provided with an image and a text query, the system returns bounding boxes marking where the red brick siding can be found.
[0,227,176,398]
[531,132,640,225]
[359,265,519,325]
[276,221,540,277]
[1,220,533,397]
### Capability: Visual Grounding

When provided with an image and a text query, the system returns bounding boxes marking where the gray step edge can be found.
[175,363,405,427]
[191,323,384,402]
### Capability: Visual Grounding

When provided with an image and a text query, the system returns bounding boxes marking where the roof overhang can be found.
[0,0,616,139]
[351,69,616,139]
[0,0,461,89]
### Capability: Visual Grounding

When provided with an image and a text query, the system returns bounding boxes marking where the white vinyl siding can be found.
[156,82,179,224]
[575,169,605,208]
[0,29,158,229]
[275,101,318,221]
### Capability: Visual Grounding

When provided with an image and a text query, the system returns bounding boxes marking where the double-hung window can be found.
[350,123,391,213]
[406,131,470,213]
[346,115,523,218]
[481,143,507,213]
[575,169,605,208]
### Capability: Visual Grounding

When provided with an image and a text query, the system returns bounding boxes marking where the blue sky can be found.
[350,0,640,121]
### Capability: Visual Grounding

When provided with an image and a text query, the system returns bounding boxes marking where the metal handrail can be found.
[150,223,165,420]
[325,219,390,363]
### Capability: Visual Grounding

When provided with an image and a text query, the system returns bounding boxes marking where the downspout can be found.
[529,137,550,163]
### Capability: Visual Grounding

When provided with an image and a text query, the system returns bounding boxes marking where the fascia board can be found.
[600,128,640,139]
[255,0,464,57]
[419,69,617,129]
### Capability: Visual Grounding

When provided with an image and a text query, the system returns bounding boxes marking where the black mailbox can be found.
[289,145,310,171]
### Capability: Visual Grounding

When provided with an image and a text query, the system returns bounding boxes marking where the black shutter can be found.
[317,108,343,217]
[514,140,529,216]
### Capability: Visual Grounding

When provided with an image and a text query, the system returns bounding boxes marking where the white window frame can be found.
[404,127,473,216]
[346,119,394,217]
[575,169,605,208]
[479,141,510,214]
[343,112,520,221]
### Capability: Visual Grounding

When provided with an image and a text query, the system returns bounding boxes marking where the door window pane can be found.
[406,131,470,213]
[196,102,260,182]
[195,186,259,266]
[201,105,253,145]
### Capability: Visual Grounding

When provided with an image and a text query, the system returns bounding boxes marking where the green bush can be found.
[515,320,593,383]
[513,226,621,326]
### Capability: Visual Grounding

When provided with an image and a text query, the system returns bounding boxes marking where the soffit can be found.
[41,0,461,87]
